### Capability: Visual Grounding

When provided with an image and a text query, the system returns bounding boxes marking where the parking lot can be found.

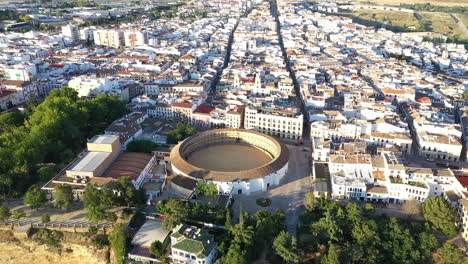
[232,144,312,236]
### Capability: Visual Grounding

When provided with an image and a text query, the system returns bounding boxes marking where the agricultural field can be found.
[349,0,468,8]
[352,9,420,30]
[460,12,468,27]
[420,11,466,38]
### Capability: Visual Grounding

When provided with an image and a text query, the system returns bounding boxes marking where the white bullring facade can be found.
[170,129,289,195]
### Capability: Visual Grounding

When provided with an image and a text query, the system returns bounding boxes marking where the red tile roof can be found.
[456,176,468,188]
[194,104,215,115]
[171,101,193,108]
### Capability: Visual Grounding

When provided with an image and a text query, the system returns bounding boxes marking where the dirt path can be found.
[451,13,468,38]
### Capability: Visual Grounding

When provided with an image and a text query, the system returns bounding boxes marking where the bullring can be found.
[170,128,289,195]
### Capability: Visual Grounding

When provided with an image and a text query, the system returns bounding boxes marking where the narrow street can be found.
[271,0,310,139]
[207,17,241,99]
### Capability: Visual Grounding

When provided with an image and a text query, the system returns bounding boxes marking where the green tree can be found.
[24,185,47,209]
[381,217,420,263]
[348,221,380,263]
[418,232,438,261]
[126,140,158,153]
[115,177,146,207]
[0,87,126,199]
[12,210,25,220]
[225,209,232,229]
[37,167,54,182]
[0,112,24,132]
[197,179,218,197]
[167,123,197,144]
[54,184,74,210]
[305,192,316,211]
[273,230,300,262]
[422,196,457,235]
[19,15,33,23]
[0,206,10,221]
[83,184,108,222]
[109,223,128,264]
[435,243,466,264]
[363,203,375,215]
[321,243,340,264]
[55,10,64,17]
[222,243,248,264]
[231,223,254,245]
[161,199,191,230]
[41,213,50,223]
[149,240,166,258]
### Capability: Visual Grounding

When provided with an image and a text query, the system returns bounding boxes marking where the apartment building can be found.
[244,106,303,140]
[93,29,125,48]
[62,24,80,44]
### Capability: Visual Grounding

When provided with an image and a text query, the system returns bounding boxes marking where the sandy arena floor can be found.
[187,144,272,172]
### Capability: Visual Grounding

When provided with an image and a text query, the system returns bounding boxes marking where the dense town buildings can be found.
[0,0,468,261]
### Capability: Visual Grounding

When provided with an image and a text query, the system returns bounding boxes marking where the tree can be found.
[0,87,126,199]
[273,230,300,262]
[321,243,340,264]
[161,199,191,230]
[24,185,47,209]
[363,203,375,215]
[83,184,108,221]
[222,243,248,264]
[402,199,421,219]
[19,15,32,23]
[197,179,218,197]
[422,197,457,235]
[37,167,54,182]
[113,177,146,207]
[54,184,74,210]
[0,206,10,221]
[0,112,24,132]
[167,123,197,144]
[348,221,380,263]
[12,210,26,220]
[126,140,158,153]
[231,223,254,246]
[434,243,466,264]
[305,192,316,211]
[418,232,438,261]
[41,213,50,223]
[109,224,128,264]
[225,209,232,229]
[149,240,166,258]
[381,217,420,263]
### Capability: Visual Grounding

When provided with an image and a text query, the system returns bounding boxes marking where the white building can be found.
[171,225,217,264]
[68,76,116,97]
[62,24,80,44]
[244,106,303,140]
[124,31,147,48]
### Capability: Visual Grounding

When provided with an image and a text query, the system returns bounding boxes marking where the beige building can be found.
[65,135,121,179]
[244,106,303,140]
[226,106,244,128]
[93,29,125,48]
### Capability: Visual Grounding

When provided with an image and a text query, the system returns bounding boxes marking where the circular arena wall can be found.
[170,129,289,195]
